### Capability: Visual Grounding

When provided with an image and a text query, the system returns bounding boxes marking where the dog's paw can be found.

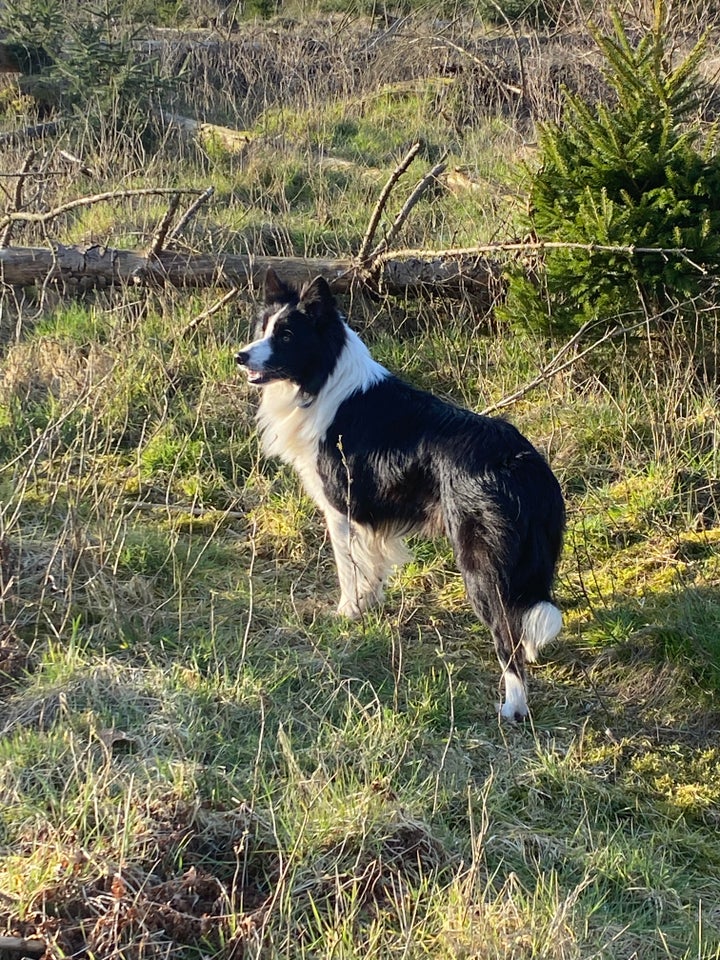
[336,600,363,620]
[499,701,529,722]
[336,592,383,620]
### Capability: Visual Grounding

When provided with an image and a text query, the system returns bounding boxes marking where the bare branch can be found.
[0,150,36,248]
[58,149,97,177]
[167,185,215,243]
[0,187,208,232]
[370,153,449,260]
[482,0,528,107]
[148,193,182,258]
[0,237,703,309]
[357,141,421,263]
[380,240,692,259]
[480,317,649,416]
[181,286,240,338]
[430,36,523,97]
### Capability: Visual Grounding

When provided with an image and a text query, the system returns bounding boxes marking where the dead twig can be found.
[358,141,421,263]
[167,185,215,243]
[148,192,181,258]
[381,240,693,258]
[1,150,36,248]
[480,316,649,416]
[181,286,240,338]
[369,152,449,260]
[430,36,523,98]
[483,0,528,108]
[58,148,96,177]
[0,187,207,232]
[377,239,700,275]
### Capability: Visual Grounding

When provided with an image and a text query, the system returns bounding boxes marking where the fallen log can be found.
[0,243,503,306]
[0,935,46,959]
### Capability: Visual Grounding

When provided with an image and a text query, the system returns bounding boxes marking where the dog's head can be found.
[235,268,345,397]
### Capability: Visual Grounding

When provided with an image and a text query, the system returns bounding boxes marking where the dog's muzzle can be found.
[235,350,273,386]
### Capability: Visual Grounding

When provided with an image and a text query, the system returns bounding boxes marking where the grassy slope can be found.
[1,14,720,960]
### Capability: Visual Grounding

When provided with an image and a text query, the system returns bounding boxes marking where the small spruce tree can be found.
[503,0,720,335]
[0,0,176,143]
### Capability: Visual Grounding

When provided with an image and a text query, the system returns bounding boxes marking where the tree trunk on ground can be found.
[0,243,503,307]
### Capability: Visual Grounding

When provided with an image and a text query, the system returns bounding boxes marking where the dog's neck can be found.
[255,324,388,464]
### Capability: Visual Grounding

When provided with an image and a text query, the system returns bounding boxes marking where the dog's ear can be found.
[264,267,295,305]
[299,275,335,322]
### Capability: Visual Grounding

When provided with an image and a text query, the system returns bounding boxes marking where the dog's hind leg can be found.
[325,509,407,618]
[492,614,530,721]
[447,513,531,720]
[466,578,530,721]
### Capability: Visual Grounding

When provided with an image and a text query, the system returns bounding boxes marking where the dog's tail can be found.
[521,601,563,662]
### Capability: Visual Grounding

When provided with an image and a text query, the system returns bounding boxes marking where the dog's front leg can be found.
[324,510,385,618]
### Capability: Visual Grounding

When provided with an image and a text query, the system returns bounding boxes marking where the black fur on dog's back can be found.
[319,374,565,630]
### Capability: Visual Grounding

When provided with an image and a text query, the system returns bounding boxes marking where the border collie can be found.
[236,269,565,720]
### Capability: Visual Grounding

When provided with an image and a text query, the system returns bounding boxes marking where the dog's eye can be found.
[278,329,292,343]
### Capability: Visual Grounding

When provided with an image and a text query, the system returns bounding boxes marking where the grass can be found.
[1,8,720,960]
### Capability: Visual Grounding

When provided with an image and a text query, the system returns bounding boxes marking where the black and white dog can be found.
[236,269,565,720]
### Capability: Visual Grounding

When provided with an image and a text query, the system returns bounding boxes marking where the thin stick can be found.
[370,153,448,259]
[376,239,702,275]
[148,192,181,257]
[0,187,206,232]
[480,317,648,416]
[379,239,692,259]
[432,36,523,97]
[181,286,240,338]
[357,141,421,262]
[167,185,215,242]
[58,148,96,177]
[0,169,64,178]
[483,0,528,107]
[0,150,36,248]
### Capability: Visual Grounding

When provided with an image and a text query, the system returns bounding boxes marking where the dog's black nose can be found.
[235,350,249,367]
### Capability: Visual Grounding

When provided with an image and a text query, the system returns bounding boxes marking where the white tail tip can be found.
[522,602,562,662]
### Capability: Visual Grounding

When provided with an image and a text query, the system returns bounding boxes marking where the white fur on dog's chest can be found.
[256,382,329,506]
[255,326,388,509]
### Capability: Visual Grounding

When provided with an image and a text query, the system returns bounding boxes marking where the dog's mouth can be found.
[235,350,283,387]
[244,368,276,386]
[242,365,283,387]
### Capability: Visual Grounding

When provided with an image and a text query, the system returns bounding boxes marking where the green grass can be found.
[2,296,718,956]
[1,11,720,960]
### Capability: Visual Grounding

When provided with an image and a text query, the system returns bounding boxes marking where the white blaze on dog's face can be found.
[235,269,346,398]
[236,303,291,386]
